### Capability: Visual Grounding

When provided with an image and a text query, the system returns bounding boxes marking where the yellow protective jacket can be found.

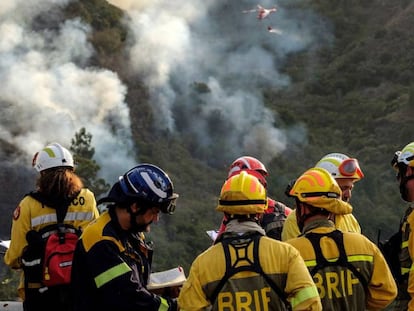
[287,220,397,310]
[178,230,322,311]
[405,204,414,310]
[281,209,361,241]
[4,189,99,298]
[390,205,413,311]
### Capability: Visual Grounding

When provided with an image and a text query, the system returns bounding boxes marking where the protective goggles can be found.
[158,195,178,215]
[338,158,364,178]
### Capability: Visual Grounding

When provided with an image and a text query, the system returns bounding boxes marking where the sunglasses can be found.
[338,158,364,178]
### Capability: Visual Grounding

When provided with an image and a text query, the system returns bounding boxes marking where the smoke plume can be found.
[0,0,332,181]
[108,0,332,165]
[0,0,135,183]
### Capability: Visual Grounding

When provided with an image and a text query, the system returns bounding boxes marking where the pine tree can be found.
[70,128,110,198]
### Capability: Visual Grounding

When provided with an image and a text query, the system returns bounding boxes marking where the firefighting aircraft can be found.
[242,4,277,20]
[267,26,282,35]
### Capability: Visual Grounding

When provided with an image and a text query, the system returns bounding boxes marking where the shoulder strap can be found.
[28,191,71,224]
[210,233,290,309]
[28,191,75,243]
[305,230,368,291]
[274,201,286,214]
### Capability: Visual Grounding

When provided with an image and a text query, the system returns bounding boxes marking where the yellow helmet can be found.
[289,167,352,215]
[216,171,268,215]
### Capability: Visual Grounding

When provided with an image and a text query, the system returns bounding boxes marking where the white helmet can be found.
[32,143,74,172]
[398,142,414,167]
[315,153,364,180]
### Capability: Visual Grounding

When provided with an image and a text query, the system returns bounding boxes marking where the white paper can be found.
[206,230,218,241]
[147,266,186,290]
[0,240,10,249]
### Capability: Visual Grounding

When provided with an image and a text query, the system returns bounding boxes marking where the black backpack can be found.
[260,202,287,240]
[378,229,402,282]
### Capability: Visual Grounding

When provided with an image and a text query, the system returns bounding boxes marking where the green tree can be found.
[70,128,110,197]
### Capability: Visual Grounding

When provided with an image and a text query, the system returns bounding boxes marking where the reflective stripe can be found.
[65,211,95,221]
[402,240,409,249]
[40,227,77,239]
[22,258,41,267]
[94,263,131,288]
[31,211,95,227]
[305,260,317,267]
[32,214,57,227]
[27,282,43,289]
[348,255,373,262]
[290,284,319,308]
[305,254,373,267]
[159,297,169,311]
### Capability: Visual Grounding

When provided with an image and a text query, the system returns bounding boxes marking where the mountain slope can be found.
[0,0,412,276]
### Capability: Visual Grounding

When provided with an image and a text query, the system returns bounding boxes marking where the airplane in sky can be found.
[242,4,277,20]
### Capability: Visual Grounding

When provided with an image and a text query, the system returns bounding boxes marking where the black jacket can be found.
[71,209,176,311]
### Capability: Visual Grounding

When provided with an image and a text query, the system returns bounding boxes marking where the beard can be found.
[129,216,153,233]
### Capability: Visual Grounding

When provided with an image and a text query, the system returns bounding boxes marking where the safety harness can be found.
[210,233,291,310]
[305,230,368,292]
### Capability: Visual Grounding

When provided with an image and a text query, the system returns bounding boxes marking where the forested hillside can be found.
[0,0,413,292]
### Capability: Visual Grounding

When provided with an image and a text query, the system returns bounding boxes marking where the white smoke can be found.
[0,0,135,183]
[0,0,332,183]
[108,0,332,165]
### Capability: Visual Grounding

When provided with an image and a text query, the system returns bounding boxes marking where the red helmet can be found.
[228,156,268,177]
[227,156,268,188]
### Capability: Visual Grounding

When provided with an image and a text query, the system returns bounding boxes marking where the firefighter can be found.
[286,167,397,310]
[178,171,322,311]
[4,142,99,311]
[282,152,364,241]
[391,142,414,310]
[217,156,292,241]
[71,164,179,311]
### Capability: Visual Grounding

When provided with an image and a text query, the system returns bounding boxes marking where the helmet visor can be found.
[338,158,364,178]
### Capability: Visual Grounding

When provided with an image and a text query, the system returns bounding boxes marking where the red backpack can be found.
[22,192,80,290]
[42,226,79,286]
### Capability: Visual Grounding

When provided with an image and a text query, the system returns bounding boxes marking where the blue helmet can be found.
[102,164,178,214]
